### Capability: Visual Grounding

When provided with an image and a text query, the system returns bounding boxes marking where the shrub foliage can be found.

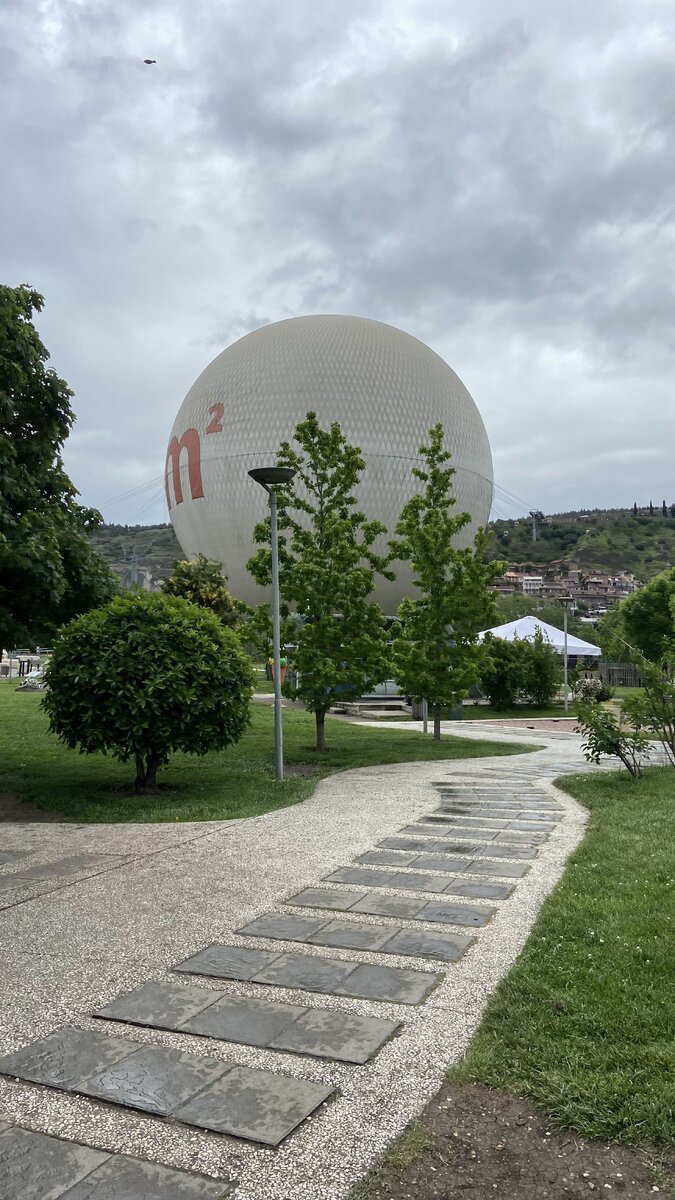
[43,592,253,790]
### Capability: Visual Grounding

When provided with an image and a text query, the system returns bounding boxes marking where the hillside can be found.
[88,524,182,589]
[486,512,675,579]
[90,509,675,590]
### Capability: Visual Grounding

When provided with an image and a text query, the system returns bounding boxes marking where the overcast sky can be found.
[2,0,674,525]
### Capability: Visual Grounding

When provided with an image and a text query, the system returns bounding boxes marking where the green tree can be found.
[247,412,392,751]
[618,567,675,661]
[522,629,562,706]
[161,554,250,626]
[390,424,504,738]
[479,637,527,709]
[43,592,253,791]
[595,603,629,660]
[0,283,117,650]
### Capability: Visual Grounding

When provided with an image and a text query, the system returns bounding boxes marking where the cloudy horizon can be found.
[2,0,674,527]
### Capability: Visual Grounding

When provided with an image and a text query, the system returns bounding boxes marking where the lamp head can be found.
[248,467,297,488]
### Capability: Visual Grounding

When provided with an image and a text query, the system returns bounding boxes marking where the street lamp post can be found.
[248,467,297,781]
[561,597,574,713]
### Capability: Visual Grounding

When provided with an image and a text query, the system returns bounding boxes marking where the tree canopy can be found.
[43,591,253,790]
[160,553,250,626]
[0,283,117,650]
[247,411,392,750]
[391,424,504,737]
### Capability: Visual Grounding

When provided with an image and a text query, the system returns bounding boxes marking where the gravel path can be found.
[0,727,600,1198]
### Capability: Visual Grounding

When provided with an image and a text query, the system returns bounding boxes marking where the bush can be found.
[480,639,527,709]
[576,701,650,777]
[622,654,675,767]
[574,676,615,702]
[43,592,253,790]
[522,630,561,707]
[480,632,561,708]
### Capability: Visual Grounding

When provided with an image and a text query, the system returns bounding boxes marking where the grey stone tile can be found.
[382,929,473,962]
[236,914,328,942]
[473,846,536,860]
[413,855,472,872]
[377,837,433,852]
[444,880,513,900]
[285,887,365,911]
[252,952,358,994]
[428,814,509,828]
[333,963,441,1004]
[172,1065,334,1146]
[94,982,220,1030]
[350,894,425,919]
[306,919,396,951]
[468,860,529,878]
[357,850,416,866]
[181,995,306,1047]
[0,1029,134,1092]
[61,1154,229,1199]
[492,831,545,845]
[270,1008,400,1064]
[323,866,393,887]
[412,824,498,841]
[85,1045,227,1116]
[419,901,495,927]
[174,944,277,981]
[0,1126,109,1200]
[385,872,450,893]
[506,820,554,832]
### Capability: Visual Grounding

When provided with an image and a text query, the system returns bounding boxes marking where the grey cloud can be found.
[0,0,673,521]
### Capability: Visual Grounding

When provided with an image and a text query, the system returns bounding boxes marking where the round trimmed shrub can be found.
[42,591,253,791]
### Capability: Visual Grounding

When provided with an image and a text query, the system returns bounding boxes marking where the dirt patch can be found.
[0,792,63,822]
[353,1083,672,1200]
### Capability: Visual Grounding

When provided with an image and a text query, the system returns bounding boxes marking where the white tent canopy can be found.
[478,615,601,657]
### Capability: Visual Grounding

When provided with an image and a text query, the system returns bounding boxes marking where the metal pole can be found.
[422,698,428,734]
[270,488,284,782]
[563,604,569,713]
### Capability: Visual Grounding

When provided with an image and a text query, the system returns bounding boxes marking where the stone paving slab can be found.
[61,1151,230,1198]
[377,837,537,861]
[0,1029,334,1147]
[173,1067,334,1147]
[287,886,495,927]
[357,848,530,877]
[84,1045,232,1116]
[324,866,514,899]
[95,981,219,1030]
[174,944,441,1004]
[0,1029,134,1092]
[426,813,555,832]
[0,1124,108,1200]
[237,912,474,963]
[406,822,548,845]
[436,805,558,821]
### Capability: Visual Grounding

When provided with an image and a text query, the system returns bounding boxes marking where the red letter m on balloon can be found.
[165,429,204,510]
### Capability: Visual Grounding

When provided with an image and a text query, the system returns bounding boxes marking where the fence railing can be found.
[598,661,642,687]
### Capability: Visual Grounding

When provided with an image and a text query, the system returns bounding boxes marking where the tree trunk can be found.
[433,703,442,740]
[315,708,328,753]
[134,751,161,792]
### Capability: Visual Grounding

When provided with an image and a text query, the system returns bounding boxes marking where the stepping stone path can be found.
[0,773,567,1191]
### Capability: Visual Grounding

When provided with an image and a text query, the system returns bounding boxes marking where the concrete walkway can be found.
[0,728,602,1198]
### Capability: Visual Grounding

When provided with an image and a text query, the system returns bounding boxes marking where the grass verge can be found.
[450,767,675,1146]
[0,683,533,823]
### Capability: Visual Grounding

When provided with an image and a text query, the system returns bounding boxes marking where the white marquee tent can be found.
[477,615,601,657]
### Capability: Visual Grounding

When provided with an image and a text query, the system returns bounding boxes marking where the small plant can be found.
[574,676,615,702]
[576,701,650,776]
[43,592,253,791]
[622,653,675,767]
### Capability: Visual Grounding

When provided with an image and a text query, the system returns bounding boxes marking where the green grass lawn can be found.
[459,705,571,720]
[451,767,675,1146]
[0,682,532,823]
